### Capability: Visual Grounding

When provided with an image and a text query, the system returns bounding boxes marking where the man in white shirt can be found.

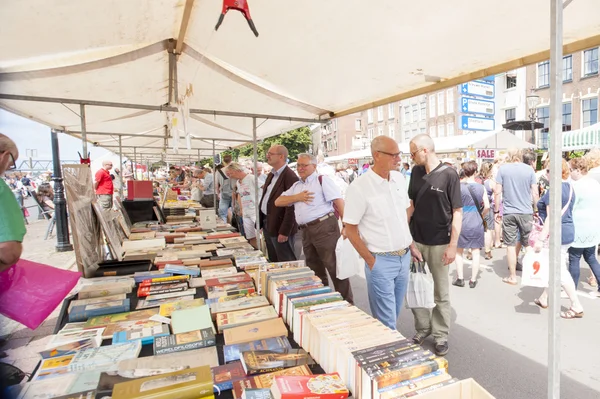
[225,162,258,249]
[344,136,422,330]
[275,153,352,303]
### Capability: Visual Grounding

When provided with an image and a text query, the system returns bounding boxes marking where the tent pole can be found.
[133,147,137,180]
[118,136,124,199]
[548,0,563,398]
[197,149,200,166]
[212,140,217,216]
[80,104,87,157]
[50,130,73,253]
[252,117,261,252]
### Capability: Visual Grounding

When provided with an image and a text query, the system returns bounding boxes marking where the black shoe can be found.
[452,278,465,287]
[412,332,430,345]
[434,341,449,356]
[469,280,477,288]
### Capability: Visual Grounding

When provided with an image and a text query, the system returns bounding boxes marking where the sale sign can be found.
[476,149,496,159]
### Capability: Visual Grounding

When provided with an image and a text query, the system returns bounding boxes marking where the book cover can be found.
[232,365,312,399]
[113,323,170,345]
[139,275,189,286]
[84,308,159,329]
[373,357,448,390]
[164,264,201,276]
[364,349,433,378]
[159,297,206,317]
[137,282,188,297]
[39,339,98,359]
[118,347,219,378]
[206,281,255,294]
[242,388,273,399]
[189,277,206,288]
[102,319,162,340]
[53,390,96,399]
[153,328,217,355]
[270,373,349,399]
[77,282,132,299]
[146,288,197,302]
[67,294,127,313]
[217,306,278,333]
[224,318,288,345]
[379,371,450,398]
[212,361,246,392]
[69,299,131,322]
[67,341,142,372]
[352,339,413,364]
[207,286,256,300]
[397,378,459,398]
[211,295,270,316]
[241,349,315,375]
[224,336,292,363]
[45,328,104,350]
[205,274,253,287]
[171,305,216,334]
[136,295,195,310]
[32,355,74,381]
[111,366,213,399]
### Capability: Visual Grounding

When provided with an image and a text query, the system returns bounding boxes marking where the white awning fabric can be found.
[1,0,599,161]
[399,130,537,154]
[562,123,600,150]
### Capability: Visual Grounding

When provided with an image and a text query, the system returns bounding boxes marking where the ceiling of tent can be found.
[1,0,599,161]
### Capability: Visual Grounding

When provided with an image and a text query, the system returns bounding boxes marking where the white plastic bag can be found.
[405,262,435,309]
[521,247,549,288]
[335,237,362,280]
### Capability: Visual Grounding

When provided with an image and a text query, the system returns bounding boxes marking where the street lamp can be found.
[526,90,540,144]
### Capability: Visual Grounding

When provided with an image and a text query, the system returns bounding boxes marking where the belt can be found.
[298,212,335,230]
[371,247,410,257]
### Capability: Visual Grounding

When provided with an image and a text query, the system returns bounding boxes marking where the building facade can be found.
[494,68,529,140]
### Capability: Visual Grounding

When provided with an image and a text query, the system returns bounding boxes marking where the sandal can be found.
[560,308,583,319]
[588,276,598,287]
[534,298,548,309]
[502,277,518,286]
[484,251,493,260]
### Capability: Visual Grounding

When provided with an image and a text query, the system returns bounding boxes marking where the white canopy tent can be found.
[562,122,600,150]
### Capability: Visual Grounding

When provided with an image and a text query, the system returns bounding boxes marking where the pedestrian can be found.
[493,149,539,285]
[479,162,496,259]
[275,153,353,303]
[344,136,422,329]
[0,134,26,272]
[407,134,463,356]
[567,157,600,296]
[216,154,234,222]
[453,162,489,288]
[259,145,299,262]
[197,167,216,208]
[533,159,583,318]
[225,163,259,249]
[94,160,114,210]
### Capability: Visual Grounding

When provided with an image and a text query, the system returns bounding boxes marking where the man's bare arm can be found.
[332,198,344,220]
[0,241,22,273]
[344,224,375,269]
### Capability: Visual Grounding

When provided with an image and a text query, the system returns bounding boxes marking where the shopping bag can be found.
[521,247,549,288]
[0,259,81,330]
[405,261,435,309]
[335,237,362,280]
[528,216,547,248]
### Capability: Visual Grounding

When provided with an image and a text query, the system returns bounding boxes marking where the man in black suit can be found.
[259,145,299,261]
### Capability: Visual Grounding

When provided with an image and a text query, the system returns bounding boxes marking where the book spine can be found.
[374,358,448,389]
[358,345,422,367]
[365,350,433,378]
[398,378,459,398]
[352,339,411,359]
[137,286,187,297]
[139,275,189,286]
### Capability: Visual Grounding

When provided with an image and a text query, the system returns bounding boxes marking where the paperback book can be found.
[217,306,279,333]
[224,336,293,363]
[212,362,246,392]
[240,349,315,375]
[153,328,217,355]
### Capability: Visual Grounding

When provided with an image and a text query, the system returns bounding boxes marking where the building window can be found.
[389,124,395,138]
[538,106,550,149]
[583,48,599,77]
[368,128,375,140]
[446,90,454,114]
[563,55,573,82]
[582,98,598,127]
[377,106,384,121]
[388,103,395,119]
[447,122,455,137]
[562,102,572,131]
[333,137,338,150]
[420,127,426,134]
[505,108,516,123]
[537,61,550,88]
[429,126,436,137]
[404,106,411,124]
[367,109,373,124]
[420,102,427,120]
[506,72,517,89]
[437,124,445,137]
[332,119,338,132]
[437,92,445,116]
[355,119,362,131]
[412,104,419,122]
[429,96,436,118]
[412,129,418,138]
[377,126,384,136]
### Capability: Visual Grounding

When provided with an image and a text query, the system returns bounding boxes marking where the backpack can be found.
[317,175,340,219]
[217,168,233,197]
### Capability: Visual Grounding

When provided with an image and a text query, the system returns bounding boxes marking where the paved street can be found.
[350,247,600,399]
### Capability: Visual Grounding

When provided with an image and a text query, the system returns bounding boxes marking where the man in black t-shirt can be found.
[407,134,463,357]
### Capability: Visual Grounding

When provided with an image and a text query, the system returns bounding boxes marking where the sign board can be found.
[476,76,495,83]
[475,149,497,159]
[460,116,495,131]
[213,154,222,165]
[461,97,495,116]
[347,158,358,165]
[460,81,495,98]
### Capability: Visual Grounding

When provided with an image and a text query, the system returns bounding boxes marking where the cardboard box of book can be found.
[412,378,494,399]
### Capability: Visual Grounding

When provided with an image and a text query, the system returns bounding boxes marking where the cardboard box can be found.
[415,379,495,399]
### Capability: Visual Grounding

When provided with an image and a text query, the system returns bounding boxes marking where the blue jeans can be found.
[218,195,232,222]
[568,246,600,291]
[364,252,411,330]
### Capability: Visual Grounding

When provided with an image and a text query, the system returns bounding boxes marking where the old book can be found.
[378,370,450,399]
[134,271,173,283]
[212,362,246,392]
[111,366,213,399]
[219,237,247,246]
[53,390,96,399]
[69,299,130,322]
[67,294,127,312]
[270,373,349,399]
[102,319,163,340]
[118,347,220,378]
[205,274,253,288]
[395,378,459,398]
[201,267,239,279]
[136,295,195,310]
[77,282,132,299]
[45,328,104,350]
[224,318,288,345]
[217,306,278,333]
[373,357,448,391]
[211,295,270,317]
[242,388,273,399]
[113,323,170,345]
[241,349,315,375]
[159,297,206,317]
[146,288,197,302]
[207,285,256,300]
[121,237,166,252]
[171,305,216,334]
[223,336,292,363]
[84,308,159,329]
[67,341,142,372]
[39,339,98,359]
[232,365,312,399]
[164,264,201,276]
[129,231,156,240]
[199,259,234,268]
[189,277,206,288]
[153,328,217,355]
[138,275,190,286]
[137,282,188,297]
[32,354,74,381]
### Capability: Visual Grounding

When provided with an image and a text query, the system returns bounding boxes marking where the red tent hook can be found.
[215,0,259,37]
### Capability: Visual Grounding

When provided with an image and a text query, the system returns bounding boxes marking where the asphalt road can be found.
[348,247,600,399]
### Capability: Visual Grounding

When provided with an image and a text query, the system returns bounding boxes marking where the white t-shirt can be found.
[237,174,257,221]
[343,169,412,252]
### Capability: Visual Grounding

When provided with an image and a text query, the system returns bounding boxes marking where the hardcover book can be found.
[45,328,104,350]
[67,341,142,372]
[67,294,127,312]
[159,297,206,317]
[137,282,188,297]
[39,339,98,359]
[164,264,201,276]
[232,365,312,399]
[118,346,220,378]
[171,305,216,334]
[217,306,278,333]
[113,324,170,345]
[134,271,173,284]
[212,361,246,392]
[136,295,195,310]
[373,357,448,390]
[240,349,315,375]
[270,373,349,399]
[201,267,240,279]
[211,295,270,317]
[224,336,292,363]
[77,282,132,299]
[223,318,288,345]
[207,286,256,300]
[102,319,163,340]
[84,308,159,329]
[205,274,253,288]
[153,328,217,355]
[69,299,130,322]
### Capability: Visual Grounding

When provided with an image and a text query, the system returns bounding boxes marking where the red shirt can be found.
[95,168,114,195]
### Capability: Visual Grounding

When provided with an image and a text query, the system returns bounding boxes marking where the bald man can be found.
[95,160,114,210]
[344,136,423,330]
[0,134,26,272]
[407,134,462,356]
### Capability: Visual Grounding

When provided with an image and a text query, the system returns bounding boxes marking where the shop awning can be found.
[562,123,600,150]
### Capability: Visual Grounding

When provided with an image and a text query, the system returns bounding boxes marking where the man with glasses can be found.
[259,145,299,262]
[0,133,26,272]
[344,136,422,330]
[94,160,114,210]
[275,153,352,303]
[407,134,463,356]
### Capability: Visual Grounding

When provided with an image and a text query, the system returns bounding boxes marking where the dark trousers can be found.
[264,228,297,262]
[568,246,600,291]
[301,216,353,304]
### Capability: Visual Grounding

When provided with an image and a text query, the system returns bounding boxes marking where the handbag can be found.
[405,261,435,309]
[528,183,574,248]
[465,183,487,230]
[521,247,550,287]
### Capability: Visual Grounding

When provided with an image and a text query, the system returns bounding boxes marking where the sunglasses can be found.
[377,150,401,158]
[6,152,16,170]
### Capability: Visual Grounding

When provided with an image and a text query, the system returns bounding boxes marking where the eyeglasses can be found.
[296,163,314,168]
[410,148,424,158]
[6,152,16,170]
[267,152,282,157]
[377,150,401,158]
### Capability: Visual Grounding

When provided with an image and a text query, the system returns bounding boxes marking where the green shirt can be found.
[0,179,26,243]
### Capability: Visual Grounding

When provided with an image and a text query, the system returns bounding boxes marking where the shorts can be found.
[97,194,113,210]
[502,214,533,247]
[484,211,495,232]
[243,217,257,239]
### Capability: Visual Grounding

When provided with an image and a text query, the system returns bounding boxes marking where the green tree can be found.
[237,126,312,162]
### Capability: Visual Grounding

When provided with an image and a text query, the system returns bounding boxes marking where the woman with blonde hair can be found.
[480,162,496,259]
